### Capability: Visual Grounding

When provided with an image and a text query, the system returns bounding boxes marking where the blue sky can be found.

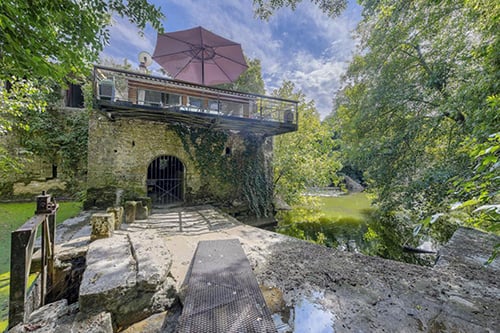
[102,0,362,118]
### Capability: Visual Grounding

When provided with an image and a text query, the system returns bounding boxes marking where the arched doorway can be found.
[147,155,184,206]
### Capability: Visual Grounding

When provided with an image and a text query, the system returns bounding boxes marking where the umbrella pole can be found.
[202,48,205,85]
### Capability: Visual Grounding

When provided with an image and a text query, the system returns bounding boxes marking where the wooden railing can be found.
[8,192,58,329]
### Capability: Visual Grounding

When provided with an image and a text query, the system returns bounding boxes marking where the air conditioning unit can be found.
[99,79,115,101]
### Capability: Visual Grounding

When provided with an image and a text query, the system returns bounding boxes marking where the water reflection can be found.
[291,291,334,333]
[262,286,335,333]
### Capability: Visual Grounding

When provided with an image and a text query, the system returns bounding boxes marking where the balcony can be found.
[93,65,298,136]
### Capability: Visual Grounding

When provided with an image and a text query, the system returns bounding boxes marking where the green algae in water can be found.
[276,193,431,264]
[277,193,376,250]
[316,193,374,221]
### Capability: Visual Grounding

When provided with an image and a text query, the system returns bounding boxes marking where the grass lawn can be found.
[0,201,81,332]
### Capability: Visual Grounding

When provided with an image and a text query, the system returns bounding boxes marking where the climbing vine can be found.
[171,124,273,217]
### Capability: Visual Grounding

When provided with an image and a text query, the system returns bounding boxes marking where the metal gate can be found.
[147,155,184,205]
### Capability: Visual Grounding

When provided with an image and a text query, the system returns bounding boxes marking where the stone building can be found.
[85,66,298,218]
[0,85,87,200]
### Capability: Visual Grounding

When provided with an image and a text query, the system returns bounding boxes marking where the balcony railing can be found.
[92,65,298,129]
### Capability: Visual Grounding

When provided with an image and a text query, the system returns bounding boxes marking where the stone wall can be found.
[0,106,88,200]
[86,111,198,207]
[85,111,274,216]
[0,141,66,200]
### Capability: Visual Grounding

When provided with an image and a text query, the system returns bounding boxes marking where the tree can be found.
[0,79,50,174]
[0,0,163,83]
[253,0,347,19]
[332,0,499,244]
[0,0,164,174]
[273,81,342,205]
[217,57,266,95]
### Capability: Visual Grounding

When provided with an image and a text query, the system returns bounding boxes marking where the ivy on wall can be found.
[171,123,273,217]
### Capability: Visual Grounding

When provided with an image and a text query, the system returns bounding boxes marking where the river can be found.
[275,192,433,264]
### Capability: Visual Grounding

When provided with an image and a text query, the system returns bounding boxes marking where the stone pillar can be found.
[135,201,149,220]
[137,197,152,215]
[90,213,115,241]
[124,201,137,224]
[106,206,124,229]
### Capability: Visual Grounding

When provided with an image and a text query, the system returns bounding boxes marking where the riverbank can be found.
[11,206,499,332]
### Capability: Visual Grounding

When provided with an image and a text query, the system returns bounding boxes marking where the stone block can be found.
[79,231,176,328]
[10,299,113,333]
[135,201,149,220]
[71,311,113,333]
[90,213,115,241]
[121,311,168,333]
[129,230,172,290]
[124,201,137,224]
[106,206,124,229]
[137,196,152,214]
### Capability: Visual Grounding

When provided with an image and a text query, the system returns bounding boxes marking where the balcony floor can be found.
[97,100,298,137]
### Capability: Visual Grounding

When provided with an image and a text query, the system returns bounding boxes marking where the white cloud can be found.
[106,17,155,55]
[102,0,361,118]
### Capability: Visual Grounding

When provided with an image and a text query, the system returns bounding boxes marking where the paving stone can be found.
[129,230,172,290]
[79,234,137,316]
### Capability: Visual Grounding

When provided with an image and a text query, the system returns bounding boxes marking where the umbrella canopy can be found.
[152,26,248,86]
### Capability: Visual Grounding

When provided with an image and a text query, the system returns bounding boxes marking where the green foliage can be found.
[172,124,273,217]
[333,0,500,248]
[273,81,342,205]
[0,79,50,175]
[0,0,163,179]
[452,128,500,235]
[0,0,164,84]
[217,57,266,95]
[253,0,347,19]
[13,104,89,193]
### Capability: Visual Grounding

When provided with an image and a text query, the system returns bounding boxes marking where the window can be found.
[208,100,219,112]
[188,97,203,109]
[66,84,84,108]
[144,90,162,106]
[166,93,180,105]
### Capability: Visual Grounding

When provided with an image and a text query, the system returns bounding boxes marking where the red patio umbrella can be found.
[152,26,248,86]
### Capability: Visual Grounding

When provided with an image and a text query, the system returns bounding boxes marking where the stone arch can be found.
[146,155,185,205]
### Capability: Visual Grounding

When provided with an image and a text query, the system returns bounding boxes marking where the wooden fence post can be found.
[8,229,33,328]
[8,192,58,329]
[48,211,56,283]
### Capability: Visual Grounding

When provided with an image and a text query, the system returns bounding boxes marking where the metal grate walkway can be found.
[177,239,277,333]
